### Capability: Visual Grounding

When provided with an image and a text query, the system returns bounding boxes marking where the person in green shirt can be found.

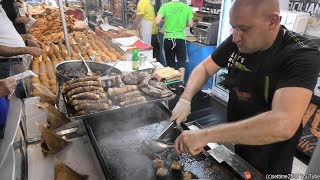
[155,0,193,81]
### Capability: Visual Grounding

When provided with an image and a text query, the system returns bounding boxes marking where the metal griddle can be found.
[83,102,255,180]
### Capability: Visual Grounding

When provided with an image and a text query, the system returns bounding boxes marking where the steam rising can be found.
[88,103,171,180]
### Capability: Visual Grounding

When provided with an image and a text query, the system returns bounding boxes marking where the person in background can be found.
[0,3,42,60]
[0,2,39,138]
[155,0,193,82]
[171,0,320,176]
[1,0,30,34]
[1,0,40,47]
[0,3,42,98]
[0,76,17,138]
[131,0,160,61]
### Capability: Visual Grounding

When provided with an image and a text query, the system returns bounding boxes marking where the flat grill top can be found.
[85,103,238,180]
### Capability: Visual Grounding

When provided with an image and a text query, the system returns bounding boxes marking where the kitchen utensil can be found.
[83,103,246,180]
[78,53,93,76]
[158,121,176,139]
[143,121,207,154]
[143,139,174,153]
[91,51,97,61]
[105,61,120,75]
[55,60,122,85]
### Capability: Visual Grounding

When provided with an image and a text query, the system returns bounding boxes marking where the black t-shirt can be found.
[211,26,320,175]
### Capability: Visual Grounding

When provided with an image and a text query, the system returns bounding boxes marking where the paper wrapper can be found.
[33,83,57,105]
[37,124,69,156]
[37,102,70,129]
[54,159,89,180]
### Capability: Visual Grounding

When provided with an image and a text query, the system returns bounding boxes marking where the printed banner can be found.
[288,0,320,37]
[298,103,320,157]
[202,0,221,14]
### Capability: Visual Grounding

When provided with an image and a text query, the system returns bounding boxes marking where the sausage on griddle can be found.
[107,85,138,96]
[74,103,110,111]
[71,97,110,106]
[182,171,192,180]
[63,81,101,93]
[153,158,164,169]
[69,92,101,101]
[171,160,181,171]
[119,96,146,107]
[115,75,125,87]
[67,86,104,98]
[114,90,141,102]
[66,76,101,85]
[156,167,168,177]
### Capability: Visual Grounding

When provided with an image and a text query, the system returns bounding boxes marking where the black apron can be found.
[223,58,302,176]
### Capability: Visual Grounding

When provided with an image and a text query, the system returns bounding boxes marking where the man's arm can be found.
[170,55,221,123]
[181,55,221,101]
[187,19,193,27]
[0,45,42,57]
[175,87,312,155]
[205,87,311,144]
[155,14,164,25]
[15,16,30,24]
[20,34,41,47]
[131,14,143,29]
[20,34,34,41]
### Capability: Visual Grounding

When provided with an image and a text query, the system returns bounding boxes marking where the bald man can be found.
[170,0,320,175]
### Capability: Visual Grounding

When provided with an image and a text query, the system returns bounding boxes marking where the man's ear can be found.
[268,12,280,30]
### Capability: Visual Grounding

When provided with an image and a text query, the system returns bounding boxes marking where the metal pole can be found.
[57,0,71,57]
[305,140,320,179]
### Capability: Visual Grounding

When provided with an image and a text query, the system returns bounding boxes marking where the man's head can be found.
[230,0,280,53]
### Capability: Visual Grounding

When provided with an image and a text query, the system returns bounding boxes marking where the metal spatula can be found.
[78,53,93,76]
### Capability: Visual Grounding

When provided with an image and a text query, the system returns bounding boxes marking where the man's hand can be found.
[170,99,191,125]
[175,129,208,156]
[15,16,30,24]
[24,34,34,40]
[25,47,42,57]
[26,39,41,47]
[0,77,17,97]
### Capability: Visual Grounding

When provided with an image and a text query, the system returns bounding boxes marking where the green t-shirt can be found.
[158,1,193,39]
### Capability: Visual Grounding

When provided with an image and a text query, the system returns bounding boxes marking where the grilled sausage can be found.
[119,96,146,107]
[63,81,101,93]
[74,103,110,111]
[107,85,138,96]
[67,86,104,98]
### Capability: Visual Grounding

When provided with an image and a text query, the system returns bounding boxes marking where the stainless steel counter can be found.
[27,122,105,180]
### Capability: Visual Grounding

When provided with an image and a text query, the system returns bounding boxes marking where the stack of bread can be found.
[153,67,182,82]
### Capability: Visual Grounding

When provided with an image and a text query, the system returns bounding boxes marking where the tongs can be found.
[105,61,120,75]
[78,53,93,76]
